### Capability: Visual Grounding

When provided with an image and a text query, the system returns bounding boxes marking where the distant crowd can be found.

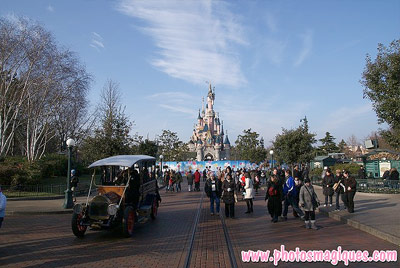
[158,163,384,230]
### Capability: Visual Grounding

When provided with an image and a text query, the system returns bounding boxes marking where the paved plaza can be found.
[1,181,399,268]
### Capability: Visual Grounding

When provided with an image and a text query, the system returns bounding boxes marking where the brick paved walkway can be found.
[1,181,399,268]
[0,188,202,268]
[225,191,399,267]
[189,194,230,268]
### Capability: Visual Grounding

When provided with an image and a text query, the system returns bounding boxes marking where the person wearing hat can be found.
[299,178,320,229]
[0,186,6,228]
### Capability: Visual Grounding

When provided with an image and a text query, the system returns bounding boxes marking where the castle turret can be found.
[224,133,231,159]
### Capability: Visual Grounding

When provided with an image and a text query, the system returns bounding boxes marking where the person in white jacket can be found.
[244,172,254,213]
[0,186,7,228]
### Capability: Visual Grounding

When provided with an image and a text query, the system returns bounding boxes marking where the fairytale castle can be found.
[188,84,231,161]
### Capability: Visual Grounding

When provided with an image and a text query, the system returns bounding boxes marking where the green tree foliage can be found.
[157,129,187,161]
[361,39,400,149]
[338,139,347,153]
[235,128,266,163]
[132,134,158,157]
[318,132,339,154]
[80,80,133,163]
[272,117,316,166]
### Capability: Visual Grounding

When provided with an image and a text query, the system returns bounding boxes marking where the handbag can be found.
[305,186,320,209]
[333,182,339,191]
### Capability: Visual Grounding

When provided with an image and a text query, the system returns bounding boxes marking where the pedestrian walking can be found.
[0,186,6,228]
[187,170,194,192]
[194,169,201,191]
[282,170,304,220]
[205,173,222,215]
[244,172,254,214]
[343,170,357,213]
[222,174,236,218]
[175,170,182,192]
[70,169,79,202]
[322,168,334,207]
[265,175,283,223]
[299,178,320,230]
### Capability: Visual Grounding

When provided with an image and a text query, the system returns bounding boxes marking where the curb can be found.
[317,208,400,246]
[6,209,73,216]
[8,196,64,201]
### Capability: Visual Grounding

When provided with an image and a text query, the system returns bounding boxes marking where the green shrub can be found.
[310,168,323,178]
[0,154,87,185]
[330,163,361,175]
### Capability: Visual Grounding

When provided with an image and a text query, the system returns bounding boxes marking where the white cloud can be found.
[294,29,313,67]
[90,32,104,51]
[263,38,287,65]
[147,91,197,116]
[317,104,372,133]
[116,0,247,88]
[47,5,54,12]
[265,12,277,33]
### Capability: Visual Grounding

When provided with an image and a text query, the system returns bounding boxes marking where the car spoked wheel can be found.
[72,213,87,238]
[151,198,158,220]
[123,206,135,237]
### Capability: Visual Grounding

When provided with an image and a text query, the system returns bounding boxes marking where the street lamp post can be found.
[160,154,164,175]
[63,138,75,209]
[269,149,274,170]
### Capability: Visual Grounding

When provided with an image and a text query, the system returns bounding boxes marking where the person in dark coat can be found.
[322,168,334,207]
[389,168,399,189]
[265,175,283,223]
[222,174,236,218]
[205,173,222,215]
[301,164,310,180]
[187,170,194,192]
[70,169,79,202]
[293,165,302,181]
[333,169,344,211]
[358,166,366,180]
[343,170,357,213]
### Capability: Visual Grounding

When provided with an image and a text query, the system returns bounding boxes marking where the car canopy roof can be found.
[88,155,156,168]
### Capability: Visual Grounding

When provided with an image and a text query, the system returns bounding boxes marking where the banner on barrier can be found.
[157,160,260,173]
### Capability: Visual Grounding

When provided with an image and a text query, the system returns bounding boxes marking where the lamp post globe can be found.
[63,138,75,209]
[269,150,274,169]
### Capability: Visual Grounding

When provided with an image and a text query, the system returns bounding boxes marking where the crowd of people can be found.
[159,164,364,230]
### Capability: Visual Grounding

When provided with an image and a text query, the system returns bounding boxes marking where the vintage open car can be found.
[71,155,161,238]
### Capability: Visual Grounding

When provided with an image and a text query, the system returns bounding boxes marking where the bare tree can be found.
[0,17,91,161]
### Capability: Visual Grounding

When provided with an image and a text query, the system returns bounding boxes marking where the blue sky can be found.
[2,0,399,146]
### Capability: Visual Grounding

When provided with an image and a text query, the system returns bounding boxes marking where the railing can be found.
[311,176,400,190]
[1,183,90,198]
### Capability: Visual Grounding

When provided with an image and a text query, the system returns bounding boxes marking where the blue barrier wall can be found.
[158,160,259,173]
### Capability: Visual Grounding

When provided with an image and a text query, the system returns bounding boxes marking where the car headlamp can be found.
[107,204,119,216]
[73,203,83,214]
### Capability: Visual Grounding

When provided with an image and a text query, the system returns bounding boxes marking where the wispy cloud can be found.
[90,32,104,52]
[265,12,277,33]
[47,5,54,12]
[317,104,372,133]
[294,29,313,67]
[147,91,197,116]
[116,0,247,88]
